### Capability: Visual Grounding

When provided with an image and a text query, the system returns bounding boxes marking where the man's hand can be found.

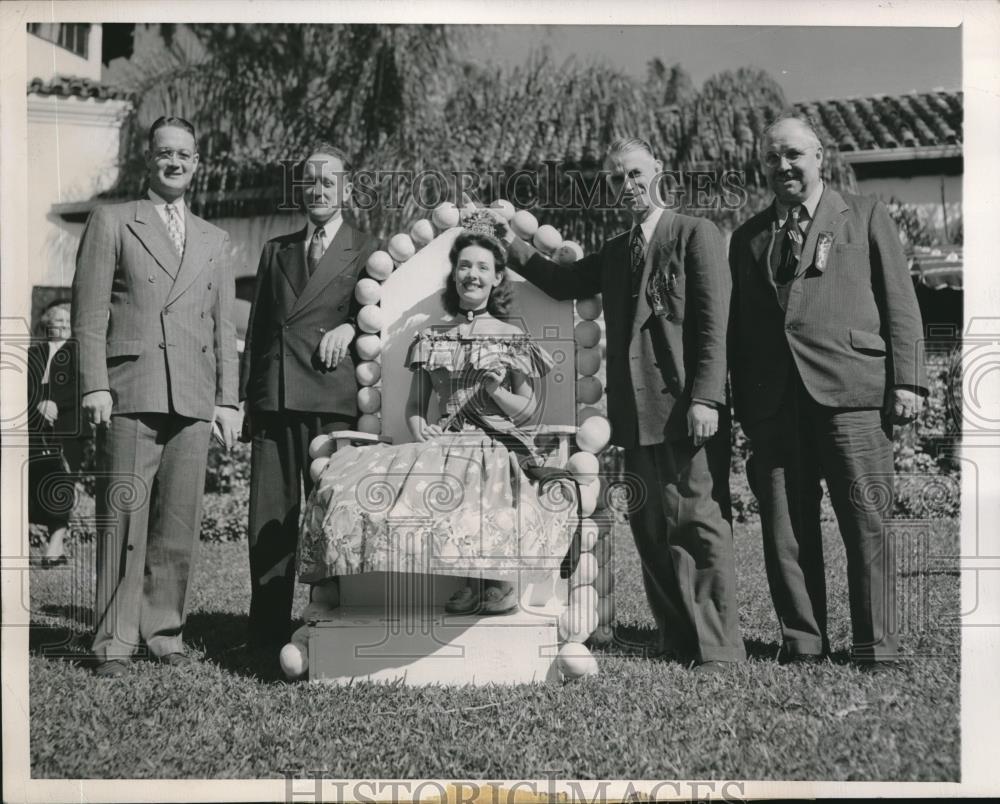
[318,323,355,369]
[36,400,58,425]
[212,406,242,451]
[81,390,113,427]
[687,402,719,447]
[884,387,924,425]
[486,209,515,244]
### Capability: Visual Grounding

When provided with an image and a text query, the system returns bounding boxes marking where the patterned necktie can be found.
[629,225,646,308]
[772,205,803,284]
[307,226,326,276]
[165,203,184,257]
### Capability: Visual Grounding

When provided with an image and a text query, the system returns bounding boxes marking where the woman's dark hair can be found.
[442,232,513,319]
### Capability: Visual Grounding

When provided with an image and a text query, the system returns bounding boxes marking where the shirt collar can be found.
[306,213,343,245]
[636,205,664,243]
[775,181,824,227]
[147,188,186,213]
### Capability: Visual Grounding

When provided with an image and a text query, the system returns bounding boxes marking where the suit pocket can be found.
[849,329,886,356]
[106,339,143,358]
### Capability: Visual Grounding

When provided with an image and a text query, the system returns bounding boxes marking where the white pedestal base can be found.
[306,572,563,685]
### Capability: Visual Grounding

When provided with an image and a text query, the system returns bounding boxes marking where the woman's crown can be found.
[461,208,502,240]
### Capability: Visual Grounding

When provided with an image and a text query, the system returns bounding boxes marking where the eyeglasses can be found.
[153,149,197,164]
[762,148,817,168]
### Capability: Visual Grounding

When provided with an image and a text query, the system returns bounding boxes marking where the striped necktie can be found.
[307,226,326,276]
[629,225,646,308]
[165,203,185,257]
[771,205,803,285]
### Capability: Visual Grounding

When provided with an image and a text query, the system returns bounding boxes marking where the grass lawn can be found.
[28,509,959,781]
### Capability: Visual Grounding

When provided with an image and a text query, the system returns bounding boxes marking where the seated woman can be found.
[297,218,576,615]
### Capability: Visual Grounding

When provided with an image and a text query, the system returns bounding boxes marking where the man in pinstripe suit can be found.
[72,116,241,677]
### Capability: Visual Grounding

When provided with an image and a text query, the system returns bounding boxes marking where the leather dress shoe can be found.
[93,659,129,678]
[692,660,732,675]
[778,650,826,666]
[158,652,194,667]
[858,659,904,675]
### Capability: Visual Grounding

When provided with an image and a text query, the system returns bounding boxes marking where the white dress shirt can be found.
[637,204,665,245]
[148,188,186,240]
[774,181,825,236]
[305,214,344,267]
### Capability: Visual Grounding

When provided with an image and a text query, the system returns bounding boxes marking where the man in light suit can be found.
[499,137,745,672]
[73,116,241,677]
[240,142,378,649]
[728,115,926,669]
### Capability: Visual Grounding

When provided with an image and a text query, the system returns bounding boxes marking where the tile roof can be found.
[27,75,132,102]
[795,90,962,152]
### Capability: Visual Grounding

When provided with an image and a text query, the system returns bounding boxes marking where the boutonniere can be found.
[815,232,834,271]
[647,266,675,315]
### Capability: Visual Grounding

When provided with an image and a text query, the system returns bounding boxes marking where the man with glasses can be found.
[72,115,241,677]
[728,114,926,671]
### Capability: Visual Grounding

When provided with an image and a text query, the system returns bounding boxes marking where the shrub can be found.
[205,439,252,494]
[200,487,251,542]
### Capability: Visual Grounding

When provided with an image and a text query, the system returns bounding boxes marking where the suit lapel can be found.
[277,228,309,299]
[798,186,850,275]
[127,200,181,279]
[166,209,214,306]
[631,210,675,342]
[747,208,781,307]
[288,221,358,320]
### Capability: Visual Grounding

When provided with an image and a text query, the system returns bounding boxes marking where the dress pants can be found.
[745,371,898,662]
[623,414,745,663]
[92,413,211,660]
[247,410,353,646]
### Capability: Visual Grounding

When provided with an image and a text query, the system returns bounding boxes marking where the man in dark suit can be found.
[240,142,377,648]
[499,137,745,672]
[72,116,241,677]
[728,115,926,669]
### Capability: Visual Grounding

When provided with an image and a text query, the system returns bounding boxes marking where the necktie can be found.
[307,226,326,276]
[771,205,803,285]
[165,203,184,257]
[629,225,646,308]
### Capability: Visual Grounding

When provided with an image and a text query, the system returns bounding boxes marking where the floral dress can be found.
[296,331,577,583]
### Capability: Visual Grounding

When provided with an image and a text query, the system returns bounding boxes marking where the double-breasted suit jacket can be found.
[73,200,238,418]
[240,222,374,415]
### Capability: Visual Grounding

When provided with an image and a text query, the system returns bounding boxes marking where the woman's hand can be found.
[410,420,443,442]
[481,366,506,397]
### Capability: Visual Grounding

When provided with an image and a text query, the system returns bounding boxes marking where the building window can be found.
[27,22,91,60]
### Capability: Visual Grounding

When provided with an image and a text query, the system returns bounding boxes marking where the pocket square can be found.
[815,232,834,271]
